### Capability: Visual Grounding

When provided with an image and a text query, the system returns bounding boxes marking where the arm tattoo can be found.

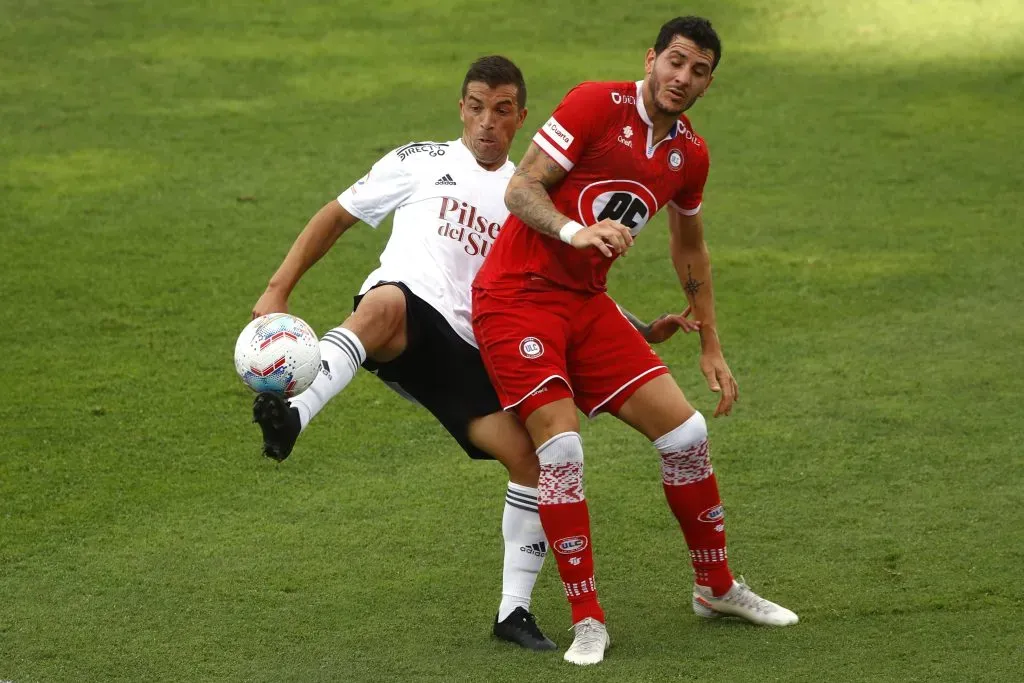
[684,265,704,297]
[505,146,571,238]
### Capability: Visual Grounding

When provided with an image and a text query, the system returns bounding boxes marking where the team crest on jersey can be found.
[519,337,544,359]
[577,180,658,235]
[668,149,683,170]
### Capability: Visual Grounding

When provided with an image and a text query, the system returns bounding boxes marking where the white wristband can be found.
[558,220,585,244]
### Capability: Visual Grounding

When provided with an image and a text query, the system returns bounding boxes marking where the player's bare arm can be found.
[252,201,359,318]
[618,304,700,343]
[506,143,634,258]
[668,209,738,416]
[505,143,572,236]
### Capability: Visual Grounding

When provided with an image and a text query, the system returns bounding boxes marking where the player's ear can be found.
[699,75,715,97]
[458,98,466,123]
[516,106,528,128]
[645,47,656,75]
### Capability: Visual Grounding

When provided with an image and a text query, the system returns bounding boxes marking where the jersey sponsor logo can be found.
[610,91,636,105]
[396,142,448,161]
[677,124,702,147]
[437,197,502,258]
[618,125,634,148]
[698,504,724,523]
[554,535,588,554]
[543,117,574,150]
[669,149,683,170]
[434,173,456,185]
[577,180,658,234]
[519,336,544,359]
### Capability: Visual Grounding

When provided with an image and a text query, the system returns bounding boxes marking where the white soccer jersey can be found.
[337,138,513,347]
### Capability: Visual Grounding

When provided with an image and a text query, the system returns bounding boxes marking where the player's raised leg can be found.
[616,373,798,626]
[254,284,408,460]
[467,411,556,651]
[522,393,610,665]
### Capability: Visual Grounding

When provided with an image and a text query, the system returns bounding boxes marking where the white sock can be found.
[289,326,366,431]
[498,483,546,621]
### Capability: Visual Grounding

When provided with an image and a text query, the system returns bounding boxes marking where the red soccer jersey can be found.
[474,80,710,294]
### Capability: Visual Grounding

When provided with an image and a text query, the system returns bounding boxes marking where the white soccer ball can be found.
[234,313,321,397]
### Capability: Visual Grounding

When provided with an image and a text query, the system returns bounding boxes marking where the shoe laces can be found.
[727,580,776,614]
[568,618,605,651]
[516,610,544,638]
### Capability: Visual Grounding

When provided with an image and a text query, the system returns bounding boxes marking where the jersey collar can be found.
[635,80,682,159]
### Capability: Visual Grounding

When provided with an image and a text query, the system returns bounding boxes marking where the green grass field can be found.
[2,0,1023,680]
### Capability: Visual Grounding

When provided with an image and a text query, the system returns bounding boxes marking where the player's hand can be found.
[700,350,739,417]
[571,219,634,258]
[252,288,289,319]
[646,307,701,344]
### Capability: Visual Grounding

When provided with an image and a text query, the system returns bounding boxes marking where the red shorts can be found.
[472,286,669,419]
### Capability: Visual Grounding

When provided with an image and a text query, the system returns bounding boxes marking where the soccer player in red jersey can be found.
[472,17,798,665]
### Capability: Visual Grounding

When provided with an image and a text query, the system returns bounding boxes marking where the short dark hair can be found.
[655,16,722,71]
[461,55,527,109]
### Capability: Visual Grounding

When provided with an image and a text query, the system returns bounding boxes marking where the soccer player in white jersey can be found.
[248,56,696,651]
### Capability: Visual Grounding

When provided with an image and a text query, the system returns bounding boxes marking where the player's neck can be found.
[642,84,682,144]
[646,105,680,145]
[475,157,507,171]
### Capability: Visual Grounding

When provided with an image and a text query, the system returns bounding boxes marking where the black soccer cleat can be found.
[252,392,301,462]
[493,607,557,651]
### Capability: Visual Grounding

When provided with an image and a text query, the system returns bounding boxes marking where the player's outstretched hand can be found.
[571,219,634,258]
[252,288,289,319]
[646,306,701,344]
[700,350,739,417]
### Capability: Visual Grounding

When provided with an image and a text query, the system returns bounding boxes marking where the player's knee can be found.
[521,384,577,442]
[362,286,406,329]
[502,448,540,487]
[349,286,407,349]
[652,412,712,485]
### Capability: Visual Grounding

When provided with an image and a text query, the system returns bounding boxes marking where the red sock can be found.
[538,501,604,624]
[659,433,734,596]
[536,432,604,624]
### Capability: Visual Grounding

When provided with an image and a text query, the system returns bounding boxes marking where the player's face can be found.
[644,36,715,117]
[459,82,527,170]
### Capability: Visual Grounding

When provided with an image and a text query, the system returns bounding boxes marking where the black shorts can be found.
[354,281,501,460]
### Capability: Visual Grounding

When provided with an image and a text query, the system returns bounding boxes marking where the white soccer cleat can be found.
[692,580,799,626]
[563,617,610,665]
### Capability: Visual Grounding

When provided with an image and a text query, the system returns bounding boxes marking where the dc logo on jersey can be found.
[519,337,544,359]
[554,536,588,554]
[669,149,683,170]
[577,180,658,235]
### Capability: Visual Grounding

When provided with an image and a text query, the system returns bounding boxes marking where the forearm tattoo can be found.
[684,265,704,297]
[506,150,570,238]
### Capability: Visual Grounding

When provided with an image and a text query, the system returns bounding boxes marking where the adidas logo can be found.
[520,541,547,556]
[435,174,456,185]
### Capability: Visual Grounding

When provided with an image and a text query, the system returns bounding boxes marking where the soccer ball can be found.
[234,313,320,397]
